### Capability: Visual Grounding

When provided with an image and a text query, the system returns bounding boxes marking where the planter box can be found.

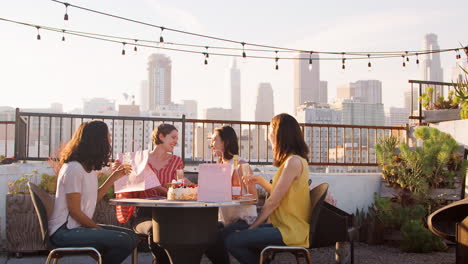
[423,109,460,123]
[380,182,461,201]
[5,194,129,254]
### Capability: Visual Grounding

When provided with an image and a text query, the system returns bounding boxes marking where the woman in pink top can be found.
[114,123,183,264]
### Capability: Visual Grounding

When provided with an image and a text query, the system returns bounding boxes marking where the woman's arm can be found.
[248,156,303,229]
[244,175,272,194]
[97,164,131,202]
[66,193,101,228]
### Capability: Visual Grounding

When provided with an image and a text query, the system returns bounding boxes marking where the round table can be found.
[110,198,256,264]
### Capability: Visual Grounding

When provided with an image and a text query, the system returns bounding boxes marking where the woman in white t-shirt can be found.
[48,121,138,264]
[205,125,258,264]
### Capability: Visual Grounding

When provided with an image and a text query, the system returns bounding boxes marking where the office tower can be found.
[83,98,116,115]
[230,59,241,120]
[420,34,444,83]
[294,52,322,113]
[337,80,382,104]
[319,81,328,104]
[332,99,385,126]
[451,61,468,82]
[385,107,410,126]
[255,83,274,122]
[148,54,172,110]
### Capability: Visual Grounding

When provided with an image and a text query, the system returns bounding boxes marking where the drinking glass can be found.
[176,169,184,184]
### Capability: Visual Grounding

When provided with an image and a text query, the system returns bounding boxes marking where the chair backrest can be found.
[308,183,328,248]
[28,182,55,249]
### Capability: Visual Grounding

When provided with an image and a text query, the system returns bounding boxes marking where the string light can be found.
[159,27,164,43]
[133,40,138,52]
[402,55,406,68]
[455,49,460,60]
[416,53,419,64]
[242,42,246,58]
[63,3,69,21]
[205,46,209,58]
[36,26,41,40]
[308,52,313,71]
[367,54,371,69]
[275,51,279,70]
[204,53,208,65]
[405,51,409,62]
[342,53,346,70]
[121,42,126,55]
[61,29,65,41]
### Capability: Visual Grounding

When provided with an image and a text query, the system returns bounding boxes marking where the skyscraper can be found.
[230,59,241,120]
[337,80,382,104]
[294,52,322,113]
[147,54,172,110]
[420,33,444,83]
[255,83,274,122]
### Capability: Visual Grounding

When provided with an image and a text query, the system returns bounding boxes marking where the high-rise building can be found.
[332,99,385,126]
[319,81,328,104]
[203,108,232,120]
[451,61,468,82]
[83,98,116,115]
[294,52,322,113]
[385,107,409,126]
[255,83,274,122]
[148,54,172,110]
[420,34,444,83]
[337,80,382,104]
[230,59,241,120]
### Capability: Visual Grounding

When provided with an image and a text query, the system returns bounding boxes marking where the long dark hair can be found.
[271,113,309,167]
[60,121,111,172]
[152,123,178,145]
[214,126,239,160]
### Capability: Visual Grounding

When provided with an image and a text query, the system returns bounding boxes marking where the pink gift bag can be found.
[197,163,233,202]
[114,150,161,193]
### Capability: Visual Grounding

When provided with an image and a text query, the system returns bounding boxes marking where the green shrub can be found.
[39,173,57,194]
[400,220,447,252]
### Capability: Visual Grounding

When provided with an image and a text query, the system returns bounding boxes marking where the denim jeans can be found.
[225,223,285,264]
[205,220,249,264]
[50,224,139,264]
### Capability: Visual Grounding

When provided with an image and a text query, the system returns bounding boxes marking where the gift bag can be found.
[197,163,233,202]
[114,150,161,193]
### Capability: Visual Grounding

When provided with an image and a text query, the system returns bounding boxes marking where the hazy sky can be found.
[0,0,466,120]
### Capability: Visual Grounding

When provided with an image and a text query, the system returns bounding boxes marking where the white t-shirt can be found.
[219,157,258,226]
[48,161,98,235]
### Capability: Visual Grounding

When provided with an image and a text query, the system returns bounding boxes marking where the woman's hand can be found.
[110,164,132,181]
[110,159,122,172]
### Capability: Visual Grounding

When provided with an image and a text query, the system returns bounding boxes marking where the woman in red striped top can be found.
[114,124,184,264]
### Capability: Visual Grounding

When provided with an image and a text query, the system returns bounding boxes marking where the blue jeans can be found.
[50,224,139,264]
[205,220,250,264]
[225,223,285,264]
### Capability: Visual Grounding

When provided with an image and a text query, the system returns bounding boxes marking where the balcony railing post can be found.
[14,108,20,160]
[181,115,186,162]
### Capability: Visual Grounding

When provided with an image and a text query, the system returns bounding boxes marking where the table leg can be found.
[152,207,218,264]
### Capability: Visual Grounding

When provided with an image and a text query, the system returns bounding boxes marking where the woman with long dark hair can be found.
[48,121,138,264]
[225,114,311,264]
[205,125,258,264]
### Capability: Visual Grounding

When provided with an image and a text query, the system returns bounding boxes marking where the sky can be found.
[0,0,467,121]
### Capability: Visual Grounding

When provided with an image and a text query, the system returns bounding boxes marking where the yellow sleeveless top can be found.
[269,155,311,247]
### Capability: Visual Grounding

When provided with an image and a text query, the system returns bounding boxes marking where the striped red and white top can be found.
[115,154,183,223]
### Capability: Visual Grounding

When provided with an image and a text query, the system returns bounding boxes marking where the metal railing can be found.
[13,109,407,166]
[408,80,458,125]
[0,121,15,158]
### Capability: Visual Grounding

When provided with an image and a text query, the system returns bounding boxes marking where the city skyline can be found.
[0,0,467,121]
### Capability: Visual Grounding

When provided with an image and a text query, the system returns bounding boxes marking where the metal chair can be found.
[259,182,329,264]
[28,182,139,264]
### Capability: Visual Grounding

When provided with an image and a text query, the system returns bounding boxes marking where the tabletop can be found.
[109,197,257,208]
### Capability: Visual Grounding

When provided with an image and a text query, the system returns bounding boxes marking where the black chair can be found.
[456,216,468,264]
[28,182,139,264]
[259,183,329,264]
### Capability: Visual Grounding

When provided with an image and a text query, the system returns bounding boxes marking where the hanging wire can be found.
[61,29,66,41]
[416,53,420,64]
[121,42,126,55]
[242,42,246,58]
[205,46,209,58]
[159,27,164,43]
[402,55,406,67]
[367,54,371,68]
[405,51,409,62]
[133,39,138,52]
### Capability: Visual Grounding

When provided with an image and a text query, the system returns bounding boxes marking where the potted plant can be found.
[453,65,468,119]
[420,86,461,122]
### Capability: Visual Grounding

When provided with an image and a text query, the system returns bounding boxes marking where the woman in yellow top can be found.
[225,113,311,264]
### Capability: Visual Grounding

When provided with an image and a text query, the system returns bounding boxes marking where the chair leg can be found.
[132,247,138,264]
